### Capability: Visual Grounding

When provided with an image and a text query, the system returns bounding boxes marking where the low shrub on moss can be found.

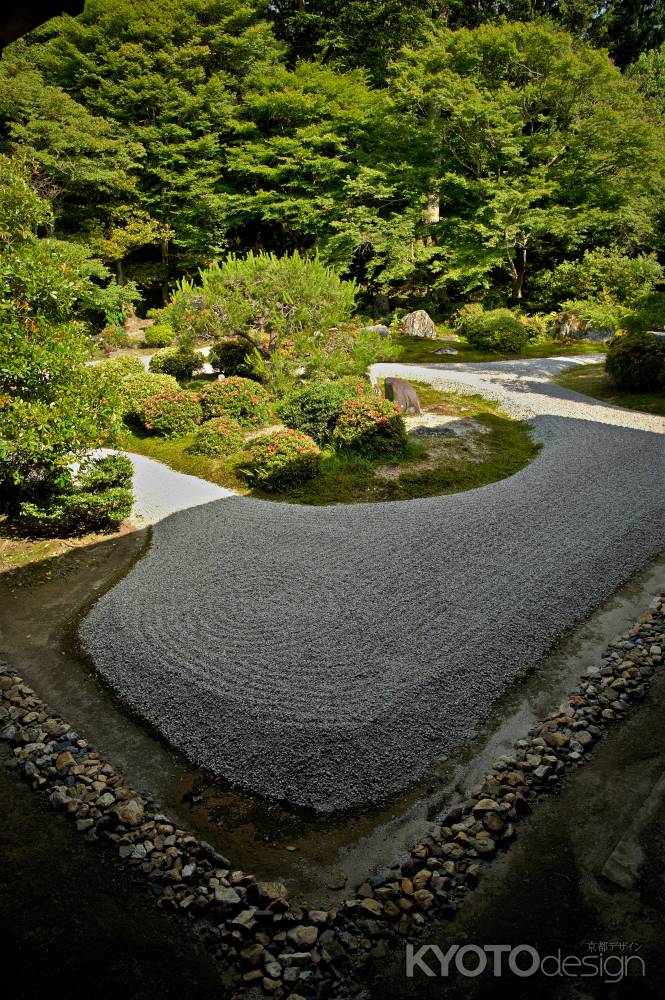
[278,378,369,445]
[454,302,484,335]
[78,453,133,491]
[149,346,200,379]
[188,415,245,457]
[143,323,174,348]
[332,397,407,456]
[199,377,271,426]
[242,428,320,490]
[605,330,665,390]
[143,388,202,437]
[99,324,130,352]
[465,309,529,353]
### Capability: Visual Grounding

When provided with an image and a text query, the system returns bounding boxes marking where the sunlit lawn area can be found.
[554,363,665,417]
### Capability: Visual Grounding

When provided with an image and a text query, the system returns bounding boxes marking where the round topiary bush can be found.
[143,323,174,348]
[242,428,320,490]
[143,388,203,437]
[209,338,256,379]
[605,330,665,390]
[149,346,200,379]
[188,415,245,457]
[99,354,145,379]
[454,302,484,335]
[118,370,180,422]
[278,378,369,445]
[465,309,529,353]
[332,397,407,456]
[199,377,271,426]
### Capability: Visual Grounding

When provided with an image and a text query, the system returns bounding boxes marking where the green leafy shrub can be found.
[523,313,553,341]
[98,354,145,379]
[332,397,407,456]
[116,370,180,422]
[143,389,202,437]
[559,296,628,335]
[99,324,130,351]
[209,338,256,378]
[19,487,133,535]
[465,309,529,353]
[188,416,245,457]
[454,302,484,335]
[199,377,271,426]
[78,453,133,491]
[278,379,369,445]
[149,346,200,379]
[605,331,665,390]
[243,429,321,490]
[143,323,174,348]
[17,453,134,536]
[621,292,665,335]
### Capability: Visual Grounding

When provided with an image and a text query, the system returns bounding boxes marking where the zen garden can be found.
[0,2,664,999]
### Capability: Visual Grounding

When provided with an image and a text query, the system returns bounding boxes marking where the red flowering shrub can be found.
[242,428,320,490]
[332,397,407,456]
[199,377,270,426]
[143,388,202,438]
[278,377,371,445]
[188,415,245,457]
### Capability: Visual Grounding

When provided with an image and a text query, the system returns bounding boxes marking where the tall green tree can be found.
[0,155,125,491]
[386,21,665,302]
[627,41,665,116]
[6,0,283,300]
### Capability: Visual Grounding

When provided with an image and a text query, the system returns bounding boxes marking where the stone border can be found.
[0,592,663,998]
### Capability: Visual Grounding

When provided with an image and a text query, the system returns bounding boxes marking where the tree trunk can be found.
[115,260,124,286]
[511,246,527,300]
[161,237,169,305]
[422,189,440,225]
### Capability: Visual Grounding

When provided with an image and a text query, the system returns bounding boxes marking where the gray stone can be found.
[363,324,390,339]
[287,925,319,948]
[215,886,241,906]
[113,798,144,827]
[400,309,437,338]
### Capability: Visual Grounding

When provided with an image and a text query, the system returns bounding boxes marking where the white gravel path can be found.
[81,356,665,812]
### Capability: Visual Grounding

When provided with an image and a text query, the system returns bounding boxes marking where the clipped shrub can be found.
[19,487,133,535]
[117,370,180,422]
[523,312,552,341]
[188,416,245,457]
[17,452,134,535]
[78,453,133,491]
[98,354,145,379]
[142,323,174,348]
[149,346,200,379]
[605,331,665,391]
[199,377,271,426]
[465,309,529,353]
[332,397,407,456]
[278,379,369,445]
[143,389,202,437]
[243,429,321,490]
[209,338,256,378]
[99,324,130,352]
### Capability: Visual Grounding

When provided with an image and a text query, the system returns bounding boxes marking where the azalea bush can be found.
[605,331,665,390]
[143,388,202,437]
[242,428,321,490]
[188,415,245,457]
[199,377,271,426]
[149,345,200,379]
[278,378,370,445]
[332,397,407,456]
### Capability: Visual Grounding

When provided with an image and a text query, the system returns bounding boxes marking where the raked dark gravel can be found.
[79,357,665,812]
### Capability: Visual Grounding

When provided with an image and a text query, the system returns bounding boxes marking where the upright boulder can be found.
[384,377,421,415]
[401,310,437,339]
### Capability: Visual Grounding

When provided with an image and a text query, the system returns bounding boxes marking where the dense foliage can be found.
[464,309,530,354]
[605,330,665,390]
[243,427,321,489]
[149,346,200,379]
